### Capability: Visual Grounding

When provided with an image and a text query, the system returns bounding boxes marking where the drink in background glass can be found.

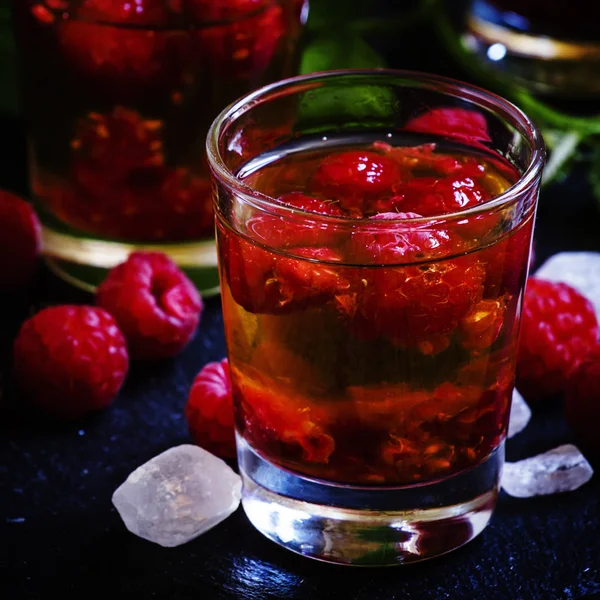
[463,0,600,98]
[207,70,545,565]
[11,0,307,293]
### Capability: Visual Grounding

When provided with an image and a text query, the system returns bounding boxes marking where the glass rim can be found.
[206,68,546,226]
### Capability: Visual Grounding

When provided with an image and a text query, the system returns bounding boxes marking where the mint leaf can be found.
[297,34,394,131]
[306,0,369,31]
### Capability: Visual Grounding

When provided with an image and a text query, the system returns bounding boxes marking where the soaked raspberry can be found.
[393,175,490,217]
[565,345,600,455]
[405,108,492,144]
[343,212,484,346]
[235,373,334,464]
[373,142,486,178]
[350,212,454,264]
[311,150,404,215]
[72,108,164,185]
[183,0,267,21]
[354,256,485,346]
[75,0,169,24]
[194,4,286,80]
[458,298,507,351]
[58,19,185,88]
[246,192,345,249]
[481,220,533,296]
[222,229,349,315]
[516,278,599,401]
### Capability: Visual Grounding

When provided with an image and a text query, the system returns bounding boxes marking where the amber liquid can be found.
[218,135,532,486]
[12,0,303,243]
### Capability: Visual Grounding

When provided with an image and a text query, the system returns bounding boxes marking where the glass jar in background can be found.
[462,0,600,98]
[11,0,307,294]
[207,70,545,565]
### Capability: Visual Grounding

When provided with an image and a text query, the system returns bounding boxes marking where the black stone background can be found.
[1,2,600,599]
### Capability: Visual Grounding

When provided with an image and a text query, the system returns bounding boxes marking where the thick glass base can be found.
[41,226,220,296]
[238,434,503,566]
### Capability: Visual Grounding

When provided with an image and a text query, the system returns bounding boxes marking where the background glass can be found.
[11,0,307,293]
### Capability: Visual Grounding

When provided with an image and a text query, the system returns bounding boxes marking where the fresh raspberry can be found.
[13,306,129,419]
[565,345,600,455]
[405,108,492,144]
[96,251,203,359]
[185,358,236,458]
[246,192,345,249]
[516,278,599,401]
[0,191,41,293]
[311,150,404,215]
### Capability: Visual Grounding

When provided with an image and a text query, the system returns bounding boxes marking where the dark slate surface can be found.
[2,6,600,599]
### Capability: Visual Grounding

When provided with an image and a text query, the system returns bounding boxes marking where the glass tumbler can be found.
[11,0,307,294]
[207,70,545,565]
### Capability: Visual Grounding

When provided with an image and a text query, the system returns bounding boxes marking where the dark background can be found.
[2,2,600,599]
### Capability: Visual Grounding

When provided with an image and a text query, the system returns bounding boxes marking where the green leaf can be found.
[306,0,368,31]
[297,33,394,130]
[589,145,600,204]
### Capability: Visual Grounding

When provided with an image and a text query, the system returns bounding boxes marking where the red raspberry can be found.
[246,192,345,249]
[565,345,600,455]
[185,358,236,458]
[13,306,129,419]
[458,298,506,351]
[481,219,533,297]
[350,212,454,264]
[96,251,203,359]
[236,375,334,464]
[373,142,485,178]
[194,3,286,80]
[222,231,348,315]
[58,20,183,88]
[393,175,490,217]
[516,278,599,401]
[405,108,492,144]
[72,108,164,185]
[183,0,267,21]
[347,214,485,346]
[75,0,168,24]
[311,150,404,215]
[0,191,41,293]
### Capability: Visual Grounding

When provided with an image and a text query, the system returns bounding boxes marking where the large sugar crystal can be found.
[112,444,242,547]
[535,252,600,319]
[508,389,532,438]
[502,444,593,498]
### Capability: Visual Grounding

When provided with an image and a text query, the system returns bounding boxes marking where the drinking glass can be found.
[207,69,545,565]
[11,0,307,293]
